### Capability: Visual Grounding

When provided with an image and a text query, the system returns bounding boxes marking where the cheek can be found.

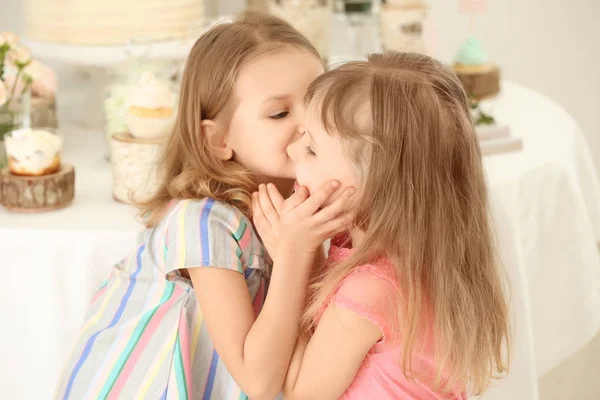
[296,162,326,195]
[264,124,295,153]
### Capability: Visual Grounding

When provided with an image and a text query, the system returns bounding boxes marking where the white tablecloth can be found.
[1,81,599,399]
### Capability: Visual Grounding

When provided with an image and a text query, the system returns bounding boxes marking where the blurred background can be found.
[0,1,598,399]
[2,0,599,174]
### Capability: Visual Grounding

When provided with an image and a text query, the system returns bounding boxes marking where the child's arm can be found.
[189,245,313,399]
[282,305,382,400]
[282,270,397,400]
[189,182,353,400]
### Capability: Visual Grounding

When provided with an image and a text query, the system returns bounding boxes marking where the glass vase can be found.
[0,90,31,169]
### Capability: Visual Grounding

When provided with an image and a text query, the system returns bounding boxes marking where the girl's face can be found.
[225,47,323,183]
[287,99,360,206]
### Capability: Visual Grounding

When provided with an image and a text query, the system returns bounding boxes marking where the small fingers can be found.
[266,183,284,215]
[319,212,355,239]
[298,180,340,215]
[283,185,310,214]
[315,187,355,222]
[258,184,279,227]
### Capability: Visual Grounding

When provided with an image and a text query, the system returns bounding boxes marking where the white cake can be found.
[5,128,63,176]
[24,0,205,45]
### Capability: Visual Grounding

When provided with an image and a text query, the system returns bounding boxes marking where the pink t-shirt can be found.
[315,235,467,400]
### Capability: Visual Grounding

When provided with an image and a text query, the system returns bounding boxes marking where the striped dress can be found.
[55,198,269,400]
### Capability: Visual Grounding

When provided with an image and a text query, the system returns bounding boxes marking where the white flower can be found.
[0,32,19,46]
[0,81,7,107]
[7,45,31,67]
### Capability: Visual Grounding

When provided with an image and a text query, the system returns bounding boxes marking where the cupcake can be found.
[5,128,63,176]
[453,37,500,100]
[126,72,175,139]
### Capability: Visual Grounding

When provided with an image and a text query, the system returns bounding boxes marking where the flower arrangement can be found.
[0,32,34,142]
[0,32,57,142]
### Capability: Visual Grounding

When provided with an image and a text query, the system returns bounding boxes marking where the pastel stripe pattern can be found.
[54,198,269,399]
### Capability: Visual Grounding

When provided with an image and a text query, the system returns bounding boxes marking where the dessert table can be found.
[0,81,599,399]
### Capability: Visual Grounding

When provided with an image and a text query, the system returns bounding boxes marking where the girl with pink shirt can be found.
[254,52,511,399]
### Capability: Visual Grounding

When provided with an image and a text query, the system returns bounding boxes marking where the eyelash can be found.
[305,146,315,156]
[270,111,289,120]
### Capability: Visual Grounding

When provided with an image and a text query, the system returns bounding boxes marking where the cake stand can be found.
[20,38,196,67]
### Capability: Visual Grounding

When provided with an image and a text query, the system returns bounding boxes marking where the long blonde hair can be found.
[139,11,320,227]
[302,52,510,396]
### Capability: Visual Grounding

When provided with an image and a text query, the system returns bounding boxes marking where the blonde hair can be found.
[302,52,510,396]
[139,11,320,227]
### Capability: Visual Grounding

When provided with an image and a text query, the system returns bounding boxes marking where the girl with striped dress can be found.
[55,12,351,400]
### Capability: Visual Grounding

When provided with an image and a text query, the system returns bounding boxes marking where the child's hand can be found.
[279,181,354,255]
[252,183,295,258]
[254,181,354,255]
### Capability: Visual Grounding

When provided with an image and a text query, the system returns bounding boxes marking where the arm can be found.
[189,242,315,400]
[189,182,353,400]
[282,305,382,400]
[283,269,397,399]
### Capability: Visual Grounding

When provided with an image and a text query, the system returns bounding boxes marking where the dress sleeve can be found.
[164,198,265,275]
[331,266,399,343]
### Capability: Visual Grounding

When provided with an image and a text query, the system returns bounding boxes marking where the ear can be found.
[201,119,233,160]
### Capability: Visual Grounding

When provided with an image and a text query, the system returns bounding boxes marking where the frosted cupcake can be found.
[5,128,63,176]
[126,72,175,139]
[453,37,500,100]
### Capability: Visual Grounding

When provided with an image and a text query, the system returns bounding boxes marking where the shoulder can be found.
[329,261,400,340]
[165,198,251,232]
[335,263,398,303]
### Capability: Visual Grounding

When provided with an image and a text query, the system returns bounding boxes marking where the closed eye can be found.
[270,111,289,120]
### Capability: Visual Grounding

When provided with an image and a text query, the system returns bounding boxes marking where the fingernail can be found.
[331,181,340,188]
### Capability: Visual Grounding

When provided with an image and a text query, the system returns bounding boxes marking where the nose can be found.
[286,136,299,162]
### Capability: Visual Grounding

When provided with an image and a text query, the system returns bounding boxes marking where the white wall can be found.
[430,0,600,176]
[2,0,599,177]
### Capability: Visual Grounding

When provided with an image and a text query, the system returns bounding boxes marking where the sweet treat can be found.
[453,37,500,100]
[23,0,204,45]
[380,2,429,54]
[126,72,175,139]
[4,128,63,176]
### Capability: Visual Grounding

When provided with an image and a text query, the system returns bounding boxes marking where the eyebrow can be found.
[262,95,290,103]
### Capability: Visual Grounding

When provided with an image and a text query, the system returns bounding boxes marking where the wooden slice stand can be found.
[455,65,501,100]
[0,164,75,212]
[110,132,163,204]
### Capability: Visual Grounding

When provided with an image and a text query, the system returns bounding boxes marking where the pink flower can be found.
[0,32,19,46]
[7,45,31,67]
[0,81,7,107]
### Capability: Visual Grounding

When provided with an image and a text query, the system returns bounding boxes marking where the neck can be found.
[350,228,365,248]
[255,176,295,198]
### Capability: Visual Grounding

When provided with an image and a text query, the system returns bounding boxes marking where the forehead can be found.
[235,47,323,101]
[306,89,371,138]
